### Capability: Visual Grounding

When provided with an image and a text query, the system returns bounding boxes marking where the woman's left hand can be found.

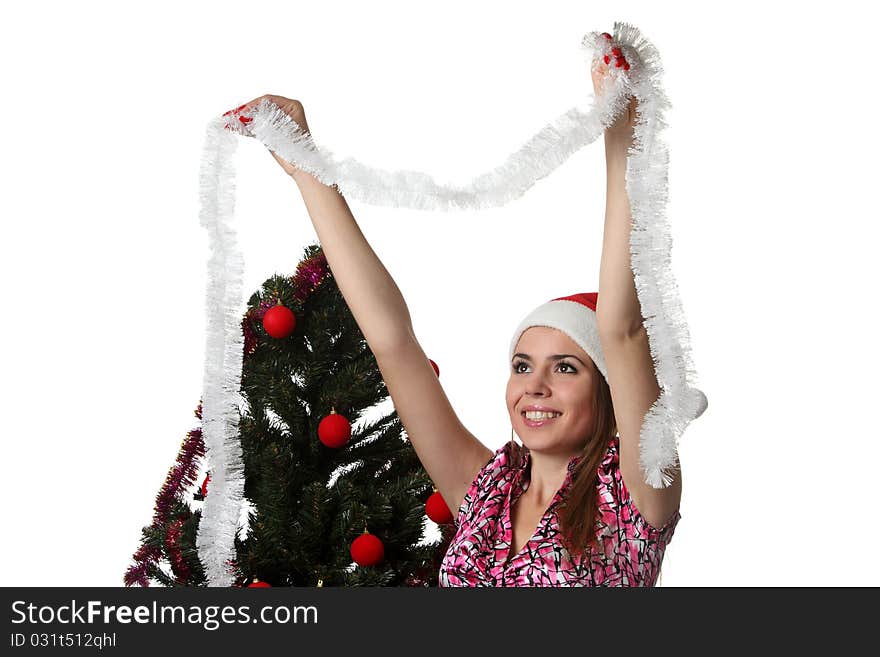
[591,56,636,149]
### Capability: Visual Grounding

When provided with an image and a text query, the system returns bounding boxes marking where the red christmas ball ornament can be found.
[603,54,610,65]
[425,490,453,524]
[247,577,272,588]
[428,358,439,377]
[611,46,621,57]
[317,409,351,448]
[262,303,297,339]
[601,32,612,40]
[350,530,385,567]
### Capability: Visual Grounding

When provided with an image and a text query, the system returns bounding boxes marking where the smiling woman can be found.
[437,292,680,586]
[507,323,600,470]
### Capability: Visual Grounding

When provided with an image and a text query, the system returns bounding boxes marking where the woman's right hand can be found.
[224,94,312,179]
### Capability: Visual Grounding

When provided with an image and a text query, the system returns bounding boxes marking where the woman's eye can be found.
[512,361,576,373]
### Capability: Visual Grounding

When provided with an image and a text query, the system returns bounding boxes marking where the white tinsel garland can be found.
[196,21,708,586]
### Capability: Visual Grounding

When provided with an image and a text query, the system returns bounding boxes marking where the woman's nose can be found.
[525,375,551,395]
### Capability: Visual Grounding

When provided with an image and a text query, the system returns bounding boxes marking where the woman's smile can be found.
[521,412,563,428]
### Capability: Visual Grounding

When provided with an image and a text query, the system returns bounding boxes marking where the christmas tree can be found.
[125,243,455,587]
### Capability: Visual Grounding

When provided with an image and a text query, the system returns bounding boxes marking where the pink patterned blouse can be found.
[439,434,680,586]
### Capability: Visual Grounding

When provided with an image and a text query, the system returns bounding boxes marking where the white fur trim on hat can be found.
[509,299,608,382]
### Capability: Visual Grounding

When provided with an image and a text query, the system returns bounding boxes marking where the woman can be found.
[225,51,680,586]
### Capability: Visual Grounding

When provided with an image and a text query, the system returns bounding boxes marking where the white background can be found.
[2,0,877,587]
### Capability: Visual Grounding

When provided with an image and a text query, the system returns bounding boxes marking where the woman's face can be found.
[505,326,598,456]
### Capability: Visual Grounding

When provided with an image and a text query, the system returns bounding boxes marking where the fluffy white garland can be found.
[196,109,247,587]
[196,21,708,586]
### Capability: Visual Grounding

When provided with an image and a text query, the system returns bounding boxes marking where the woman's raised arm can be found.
[589,61,683,523]
[226,95,416,355]
[292,168,415,355]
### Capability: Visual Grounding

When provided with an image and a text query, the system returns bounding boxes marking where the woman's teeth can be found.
[523,411,561,420]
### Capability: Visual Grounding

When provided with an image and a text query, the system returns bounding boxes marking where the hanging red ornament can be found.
[193,473,210,501]
[317,408,351,448]
[262,302,297,339]
[247,577,272,588]
[350,530,384,567]
[425,490,453,524]
[428,358,439,377]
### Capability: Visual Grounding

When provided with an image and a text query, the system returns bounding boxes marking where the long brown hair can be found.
[557,365,617,560]
[509,360,617,560]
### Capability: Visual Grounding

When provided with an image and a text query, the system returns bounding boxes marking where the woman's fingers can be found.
[221,94,310,144]
[222,95,278,131]
[592,55,614,92]
[223,102,250,117]
[222,103,248,117]
[223,95,268,116]
[222,96,270,133]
